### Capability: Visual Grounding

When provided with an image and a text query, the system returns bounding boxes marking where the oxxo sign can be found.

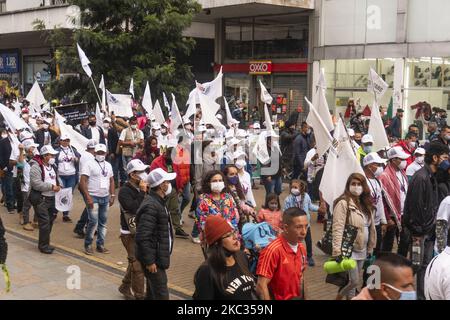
[249,61,272,75]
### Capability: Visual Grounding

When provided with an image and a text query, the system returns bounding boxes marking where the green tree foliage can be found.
[36,0,201,106]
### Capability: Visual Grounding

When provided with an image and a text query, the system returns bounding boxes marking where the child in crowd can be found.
[256,193,283,235]
[284,179,318,267]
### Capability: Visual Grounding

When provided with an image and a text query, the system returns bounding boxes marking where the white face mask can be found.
[164,183,172,196]
[374,167,383,177]
[48,158,56,166]
[291,188,301,196]
[350,185,363,197]
[211,181,225,193]
[154,130,161,137]
[415,156,424,165]
[131,124,137,130]
[399,160,407,170]
[161,128,167,134]
[95,155,105,162]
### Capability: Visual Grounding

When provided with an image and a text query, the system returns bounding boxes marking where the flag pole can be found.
[89,76,102,108]
[339,112,357,157]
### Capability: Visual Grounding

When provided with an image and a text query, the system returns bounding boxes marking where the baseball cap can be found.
[361,134,374,144]
[103,117,111,123]
[40,145,58,155]
[23,140,39,151]
[19,130,33,142]
[152,122,161,130]
[363,152,387,167]
[347,128,355,137]
[387,146,410,160]
[126,159,149,174]
[147,168,176,188]
[43,118,53,125]
[197,125,207,132]
[233,150,246,160]
[414,147,426,155]
[253,122,261,129]
[94,144,107,153]
[60,133,70,141]
[86,139,96,149]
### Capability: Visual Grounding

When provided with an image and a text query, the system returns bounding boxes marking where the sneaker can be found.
[191,236,201,244]
[84,245,94,255]
[62,216,73,223]
[175,228,189,239]
[308,257,315,267]
[40,247,54,254]
[96,246,110,254]
[23,223,34,231]
[118,284,135,300]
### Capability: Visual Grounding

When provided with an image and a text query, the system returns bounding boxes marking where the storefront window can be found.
[336,59,376,89]
[225,19,253,60]
[320,60,336,88]
[224,73,251,106]
[406,58,431,88]
[377,59,395,88]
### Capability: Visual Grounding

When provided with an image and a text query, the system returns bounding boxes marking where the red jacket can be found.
[394,140,415,167]
[149,151,189,191]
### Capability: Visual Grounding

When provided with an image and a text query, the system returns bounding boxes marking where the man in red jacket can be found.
[394,132,418,167]
[149,141,189,238]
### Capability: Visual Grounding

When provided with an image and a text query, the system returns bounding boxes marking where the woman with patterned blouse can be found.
[195,170,240,235]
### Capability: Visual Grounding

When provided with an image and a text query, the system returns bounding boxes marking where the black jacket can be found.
[81,126,106,145]
[292,133,311,167]
[107,127,120,155]
[35,128,59,150]
[135,191,173,269]
[0,216,7,264]
[0,137,12,170]
[403,165,439,237]
[118,182,146,231]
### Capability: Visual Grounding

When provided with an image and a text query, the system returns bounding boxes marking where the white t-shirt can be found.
[80,159,113,197]
[57,146,77,176]
[425,247,450,300]
[21,161,31,193]
[41,164,57,197]
[238,170,256,207]
[435,196,450,253]
[90,127,100,144]
[395,171,408,215]
[288,242,298,253]
[9,148,20,177]
[406,161,423,178]
[79,152,95,180]
[367,178,387,226]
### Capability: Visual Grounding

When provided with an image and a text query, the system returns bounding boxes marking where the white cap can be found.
[126,159,149,174]
[414,147,426,155]
[387,146,410,160]
[86,139,96,149]
[227,137,240,146]
[216,114,223,120]
[23,140,39,151]
[43,118,53,125]
[233,150,246,160]
[361,134,374,144]
[94,144,107,153]
[197,125,207,132]
[40,145,58,155]
[347,128,355,137]
[236,129,248,139]
[147,168,176,188]
[363,152,387,167]
[19,131,33,142]
[152,122,161,130]
[253,122,261,129]
[104,117,111,123]
[60,133,70,140]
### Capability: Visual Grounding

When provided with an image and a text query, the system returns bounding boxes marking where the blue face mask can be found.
[363,145,372,154]
[385,284,417,300]
[439,160,450,171]
[228,176,239,186]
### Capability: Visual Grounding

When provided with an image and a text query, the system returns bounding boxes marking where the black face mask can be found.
[355,139,362,144]
[89,121,96,126]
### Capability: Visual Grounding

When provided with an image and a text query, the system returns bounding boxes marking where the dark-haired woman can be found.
[332,173,376,300]
[133,136,160,166]
[195,170,239,234]
[193,215,256,300]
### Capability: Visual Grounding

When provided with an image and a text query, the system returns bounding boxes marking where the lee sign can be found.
[249,61,272,75]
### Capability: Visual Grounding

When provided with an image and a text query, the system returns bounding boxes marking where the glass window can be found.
[253,14,309,59]
[0,0,5,13]
[225,19,253,60]
[336,59,376,89]
[377,59,395,88]
[224,73,251,105]
[443,58,450,88]
[320,60,336,88]
[406,58,431,88]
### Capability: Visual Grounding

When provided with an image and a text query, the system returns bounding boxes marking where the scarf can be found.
[378,163,406,221]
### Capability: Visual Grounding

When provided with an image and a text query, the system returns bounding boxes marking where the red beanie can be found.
[204,215,233,246]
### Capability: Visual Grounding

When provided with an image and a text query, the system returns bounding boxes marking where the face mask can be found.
[291,188,301,196]
[374,167,383,177]
[409,141,417,149]
[103,123,110,129]
[1,133,7,139]
[399,160,407,170]
[165,183,172,196]
[384,284,417,300]
[32,148,39,156]
[228,176,239,185]
[89,121,96,126]
[211,181,225,193]
[439,160,450,171]
[95,155,105,162]
[415,156,424,165]
[131,124,137,130]
[269,203,279,211]
[48,158,56,166]
[349,185,363,197]
[235,160,246,170]
[446,135,450,141]
[154,130,161,137]
[363,146,372,153]
[161,128,167,134]
[42,124,49,130]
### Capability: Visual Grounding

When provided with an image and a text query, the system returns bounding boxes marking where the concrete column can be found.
[396,0,408,43]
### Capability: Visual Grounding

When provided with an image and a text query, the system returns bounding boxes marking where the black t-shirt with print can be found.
[193,254,256,300]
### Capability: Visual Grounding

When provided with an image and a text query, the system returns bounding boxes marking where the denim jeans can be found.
[60,174,77,217]
[110,154,127,184]
[178,182,191,215]
[22,191,32,224]
[85,195,110,247]
[262,176,282,196]
[3,171,15,211]
[122,155,133,176]
[74,191,89,233]
[143,266,169,300]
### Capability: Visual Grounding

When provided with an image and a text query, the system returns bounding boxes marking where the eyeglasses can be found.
[221,231,237,240]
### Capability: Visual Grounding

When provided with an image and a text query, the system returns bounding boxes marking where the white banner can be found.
[55,187,73,212]
[367,67,388,100]
[106,91,133,118]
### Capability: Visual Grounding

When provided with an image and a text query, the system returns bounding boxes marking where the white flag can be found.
[76,43,92,78]
[368,101,390,152]
[186,68,224,107]
[198,89,225,130]
[224,97,238,127]
[98,75,106,112]
[313,70,334,132]
[162,92,171,112]
[170,93,183,134]
[252,131,270,165]
[142,81,153,115]
[95,103,103,128]
[367,67,388,100]
[0,103,32,132]
[259,80,273,105]
[55,187,73,212]
[183,98,196,123]
[129,78,134,97]
[263,103,274,133]
[55,111,90,156]
[319,119,365,206]
[106,90,133,118]
[305,97,333,157]
[152,100,166,126]
[317,68,327,90]
[25,81,46,113]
